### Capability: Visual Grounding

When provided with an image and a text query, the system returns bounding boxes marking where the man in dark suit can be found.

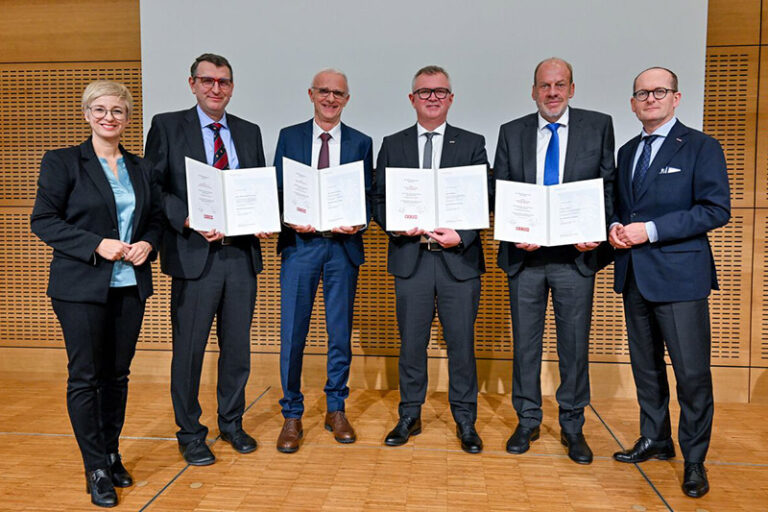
[493,58,615,464]
[609,67,730,498]
[272,69,373,453]
[145,53,269,465]
[373,65,488,454]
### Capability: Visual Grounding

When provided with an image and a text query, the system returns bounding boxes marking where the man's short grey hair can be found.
[632,67,678,93]
[311,68,349,91]
[412,65,451,91]
[533,57,573,85]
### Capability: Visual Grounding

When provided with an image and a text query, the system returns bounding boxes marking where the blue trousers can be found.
[279,236,359,418]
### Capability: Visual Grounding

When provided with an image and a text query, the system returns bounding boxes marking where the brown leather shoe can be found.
[276,418,303,453]
[324,411,356,443]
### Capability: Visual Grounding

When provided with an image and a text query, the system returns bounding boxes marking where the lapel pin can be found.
[449,140,455,144]
[676,138,682,142]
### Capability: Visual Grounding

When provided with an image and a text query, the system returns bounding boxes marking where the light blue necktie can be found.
[543,123,560,185]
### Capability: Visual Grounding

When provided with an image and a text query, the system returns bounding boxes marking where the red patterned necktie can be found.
[318,132,331,169]
[209,122,229,170]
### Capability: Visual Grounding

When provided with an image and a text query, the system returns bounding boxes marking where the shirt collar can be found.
[641,116,677,139]
[313,120,342,141]
[538,107,569,131]
[196,104,229,130]
[417,122,446,137]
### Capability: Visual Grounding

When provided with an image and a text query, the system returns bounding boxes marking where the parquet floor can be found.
[0,374,766,511]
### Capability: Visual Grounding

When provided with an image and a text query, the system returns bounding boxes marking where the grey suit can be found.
[493,108,615,433]
[373,124,488,423]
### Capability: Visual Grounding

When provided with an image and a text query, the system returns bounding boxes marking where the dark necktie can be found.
[423,132,436,169]
[209,122,229,170]
[632,135,659,196]
[318,132,331,169]
[543,122,561,185]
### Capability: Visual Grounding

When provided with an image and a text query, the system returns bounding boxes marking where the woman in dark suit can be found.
[31,80,162,508]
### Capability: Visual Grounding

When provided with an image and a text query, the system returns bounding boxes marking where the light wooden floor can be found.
[0,374,767,511]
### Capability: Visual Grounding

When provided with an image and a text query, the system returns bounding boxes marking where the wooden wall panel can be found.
[752,209,768,367]
[0,63,144,205]
[755,47,768,207]
[707,0,762,46]
[704,47,758,208]
[0,0,140,63]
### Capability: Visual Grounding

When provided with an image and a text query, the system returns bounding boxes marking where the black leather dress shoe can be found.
[456,423,483,454]
[682,462,709,498]
[561,431,593,464]
[107,452,132,487]
[506,425,540,454]
[384,416,422,446]
[613,436,675,463]
[86,468,117,508]
[179,439,215,466]
[221,429,258,454]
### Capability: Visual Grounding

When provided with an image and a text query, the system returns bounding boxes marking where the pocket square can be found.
[662,166,682,174]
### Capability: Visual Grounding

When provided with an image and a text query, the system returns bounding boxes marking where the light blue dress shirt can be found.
[99,157,137,287]
[197,105,240,169]
[631,117,678,243]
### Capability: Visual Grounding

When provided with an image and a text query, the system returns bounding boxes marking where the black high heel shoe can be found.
[85,468,117,508]
[107,452,133,487]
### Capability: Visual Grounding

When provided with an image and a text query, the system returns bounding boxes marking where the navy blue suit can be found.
[613,119,730,463]
[274,119,373,418]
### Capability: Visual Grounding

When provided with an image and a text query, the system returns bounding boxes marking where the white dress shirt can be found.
[535,108,569,185]
[417,122,446,169]
[311,120,342,168]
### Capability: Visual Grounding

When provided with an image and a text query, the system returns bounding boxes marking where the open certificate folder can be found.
[282,158,367,231]
[185,157,281,236]
[493,178,606,246]
[384,164,489,231]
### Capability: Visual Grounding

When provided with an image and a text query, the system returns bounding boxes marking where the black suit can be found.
[373,124,487,423]
[31,139,162,471]
[145,106,266,444]
[493,108,615,433]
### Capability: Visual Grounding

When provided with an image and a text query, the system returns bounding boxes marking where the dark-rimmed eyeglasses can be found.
[413,88,451,100]
[312,87,348,100]
[193,76,233,91]
[632,88,676,101]
[88,106,127,120]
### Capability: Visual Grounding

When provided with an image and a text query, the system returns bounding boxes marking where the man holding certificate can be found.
[145,53,267,465]
[273,69,373,453]
[373,65,488,454]
[493,58,615,464]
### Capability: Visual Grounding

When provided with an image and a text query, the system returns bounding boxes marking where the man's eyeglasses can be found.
[193,76,233,91]
[88,106,127,120]
[413,88,451,100]
[312,87,348,99]
[632,88,676,102]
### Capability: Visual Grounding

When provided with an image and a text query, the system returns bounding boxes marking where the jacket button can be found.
[631,213,637,218]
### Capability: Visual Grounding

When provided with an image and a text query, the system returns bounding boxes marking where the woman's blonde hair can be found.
[81,80,134,118]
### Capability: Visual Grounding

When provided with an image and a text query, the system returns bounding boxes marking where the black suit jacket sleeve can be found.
[145,115,188,234]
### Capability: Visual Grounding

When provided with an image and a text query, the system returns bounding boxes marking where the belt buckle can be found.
[321,231,334,238]
[221,236,232,246]
[425,240,441,252]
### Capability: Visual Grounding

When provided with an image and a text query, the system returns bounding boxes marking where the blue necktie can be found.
[543,123,560,185]
[632,135,659,196]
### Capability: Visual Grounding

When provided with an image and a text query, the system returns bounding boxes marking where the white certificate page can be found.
[185,157,225,233]
[493,180,548,245]
[548,178,606,246]
[435,165,489,229]
[222,167,282,236]
[282,158,319,227]
[385,167,437,231]
[318,160,367,231]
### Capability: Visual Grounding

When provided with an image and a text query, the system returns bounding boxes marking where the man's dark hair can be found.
[190,53,233,80]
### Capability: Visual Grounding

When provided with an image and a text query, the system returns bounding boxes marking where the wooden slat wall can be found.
[1,0,766,401]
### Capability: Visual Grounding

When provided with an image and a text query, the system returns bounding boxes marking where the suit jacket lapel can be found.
[183,107,207,164]
[563,110,582,183]
[122,148,145,232]
[440,124,459,168]
[301,119,313,166]
[522,116,537,184]
[402,125,419,168]
[81,139,119,228]
[635,121,688,202]
[622,137,640,203]
[340,122,351,164]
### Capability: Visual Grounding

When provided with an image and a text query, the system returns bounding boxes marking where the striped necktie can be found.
[209,122,229,170]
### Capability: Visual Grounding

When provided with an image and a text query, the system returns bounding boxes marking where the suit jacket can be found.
[493,108,616,277]
[373,123,489,280]
[273,119,374,267]
[612,120,731,302]
[31,138,162,303]
[144,106,266,279]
